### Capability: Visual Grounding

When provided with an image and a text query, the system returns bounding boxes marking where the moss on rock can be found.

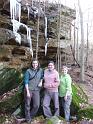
[0,68,23,95]
[0,91,22,113]
[78,105,93,119]
[71,82,88,115]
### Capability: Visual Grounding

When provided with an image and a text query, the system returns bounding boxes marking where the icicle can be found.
[12,19,21,44]
[12,19,27,44]
[17,1,21,22]
[45,16,47,40]
[15,0,21,22]
[45,16,48,56]
[10,0,16,20]
[27,27,33,57]
[12,19,27,32]
[45,42,48,56]
[32,0,33,7]
[26,3,30,19]
[10,0,21,22]
[26,26,33,57]
[12,19,19,33]
[14,32,21,44]
[30,48,33,58]
[12,19,19,32]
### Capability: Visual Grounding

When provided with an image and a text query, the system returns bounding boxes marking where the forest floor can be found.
[70,65,93,105]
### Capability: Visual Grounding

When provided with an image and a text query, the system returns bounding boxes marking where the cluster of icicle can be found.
[10,0,48,56]
[10,0,33,57]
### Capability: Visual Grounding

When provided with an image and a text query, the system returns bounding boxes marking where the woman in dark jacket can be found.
[24,59,43,123]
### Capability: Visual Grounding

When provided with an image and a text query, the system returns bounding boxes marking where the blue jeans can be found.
[43,90,59,118]
[61,95,72,121]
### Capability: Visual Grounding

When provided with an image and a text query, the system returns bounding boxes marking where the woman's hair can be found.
[48,60,55,65]
[62,65,68,70]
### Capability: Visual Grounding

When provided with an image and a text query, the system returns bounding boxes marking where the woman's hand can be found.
[27,91,30,98]
[25,84,30,98]
[38,79,43,87]
[64,95,67,101]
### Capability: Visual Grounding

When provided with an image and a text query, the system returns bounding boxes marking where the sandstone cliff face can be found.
[0,0,75,68]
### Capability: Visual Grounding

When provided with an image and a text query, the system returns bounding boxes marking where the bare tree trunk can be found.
[86,23,89,68]
[36,0,40,59]
[78,0,85,82]
[74,21,76,64]
[57,2,61,73]
[76,27,79,62]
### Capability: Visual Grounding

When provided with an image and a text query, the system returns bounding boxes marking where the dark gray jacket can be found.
[24,68,43,91]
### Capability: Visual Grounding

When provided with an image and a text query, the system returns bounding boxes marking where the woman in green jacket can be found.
[59,66,72,123]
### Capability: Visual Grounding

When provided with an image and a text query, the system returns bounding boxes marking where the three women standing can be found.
[24,59,72,123]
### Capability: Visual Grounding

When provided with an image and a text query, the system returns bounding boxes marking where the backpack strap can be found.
[28,68,39,81]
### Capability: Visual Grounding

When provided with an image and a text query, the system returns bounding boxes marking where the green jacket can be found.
[59,74,72,97]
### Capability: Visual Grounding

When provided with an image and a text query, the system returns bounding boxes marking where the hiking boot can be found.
[27,119,32,124]
[70,116,77,121]
[66,121,70,124]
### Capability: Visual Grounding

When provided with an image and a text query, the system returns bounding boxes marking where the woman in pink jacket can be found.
[43,61,60,118]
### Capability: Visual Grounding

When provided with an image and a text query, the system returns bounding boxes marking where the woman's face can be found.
[62,67,68,75]
[32,60,38,69]
[48,63,55,71]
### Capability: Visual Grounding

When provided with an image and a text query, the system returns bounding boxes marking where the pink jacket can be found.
[44,69,60,92]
